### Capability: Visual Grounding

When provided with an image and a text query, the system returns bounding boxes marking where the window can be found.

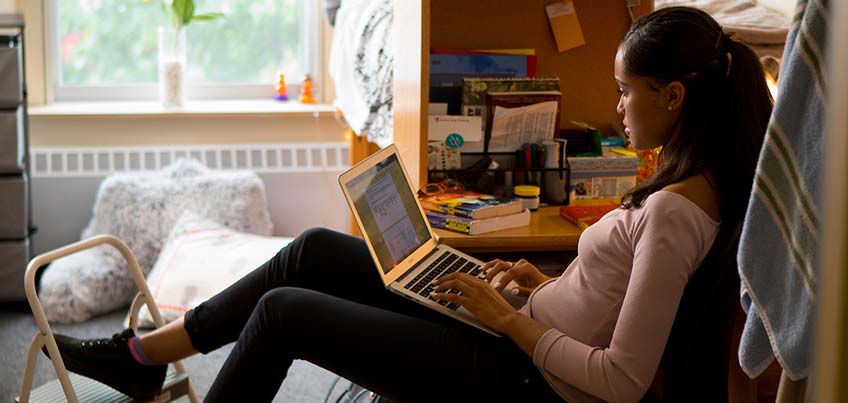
[48,0,319,101]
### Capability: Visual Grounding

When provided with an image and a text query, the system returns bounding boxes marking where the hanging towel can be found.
[737,0,828,380]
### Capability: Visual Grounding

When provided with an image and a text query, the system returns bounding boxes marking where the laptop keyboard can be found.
[404,251,485,311]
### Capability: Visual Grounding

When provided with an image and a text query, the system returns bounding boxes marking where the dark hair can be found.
[619,7,772,223]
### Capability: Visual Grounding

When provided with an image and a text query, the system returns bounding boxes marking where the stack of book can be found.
[419,191,530,235]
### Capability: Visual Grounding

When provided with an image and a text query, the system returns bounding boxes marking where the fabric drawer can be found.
[0,107,24,173]
[0,42,23,108]
[0,174,28,238]
[0,238,28,300]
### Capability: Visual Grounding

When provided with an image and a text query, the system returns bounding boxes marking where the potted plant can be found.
[151,0,223,107]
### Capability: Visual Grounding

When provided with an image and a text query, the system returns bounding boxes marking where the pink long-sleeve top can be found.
[518,190,720,403]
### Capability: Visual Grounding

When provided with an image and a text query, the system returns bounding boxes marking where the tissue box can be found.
[568,147,639,172]
[570,171,636,200]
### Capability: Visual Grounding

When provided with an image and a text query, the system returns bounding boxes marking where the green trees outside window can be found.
[56,0,304,88]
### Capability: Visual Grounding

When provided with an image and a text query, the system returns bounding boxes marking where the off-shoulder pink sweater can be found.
[518,191,720,402]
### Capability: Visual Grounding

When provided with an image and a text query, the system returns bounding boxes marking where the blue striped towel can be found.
[737,0,828,380]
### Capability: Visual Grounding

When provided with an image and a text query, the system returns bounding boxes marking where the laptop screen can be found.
[344,153,432,273]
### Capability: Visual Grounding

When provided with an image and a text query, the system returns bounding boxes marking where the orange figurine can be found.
[298,74,316,104]
[274,72,289,101]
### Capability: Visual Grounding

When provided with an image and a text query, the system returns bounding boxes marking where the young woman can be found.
[48,7,771,402]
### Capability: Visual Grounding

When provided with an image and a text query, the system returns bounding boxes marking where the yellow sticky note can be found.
[546,1,586,53]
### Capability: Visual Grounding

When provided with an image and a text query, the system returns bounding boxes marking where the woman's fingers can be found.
[435,273,475,289]
[430,290,465,304]
[508,285,534,297]
[484,260,514,283]
[491,259,530,291]
[481,259,504,282]
[480,259,503,271]
[432,276,474,304]
[433,273,488,300]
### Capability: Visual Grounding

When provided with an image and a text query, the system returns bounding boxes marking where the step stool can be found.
[16,234,200,403]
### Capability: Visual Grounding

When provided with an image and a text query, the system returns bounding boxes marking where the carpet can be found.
[0,306,344,402]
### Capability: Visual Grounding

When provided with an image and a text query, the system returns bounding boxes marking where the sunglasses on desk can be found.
[417,179,465,198]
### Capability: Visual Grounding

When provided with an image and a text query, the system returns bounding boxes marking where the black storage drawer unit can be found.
[0,35,22,108]
[0,239,28,300]
[0,15,30,301]
[0,107,24,173]
[0,174,28,238]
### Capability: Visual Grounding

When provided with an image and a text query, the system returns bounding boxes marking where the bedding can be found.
[655,0,790,59]
[329,0,394,148]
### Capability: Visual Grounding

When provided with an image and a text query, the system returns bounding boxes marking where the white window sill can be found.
[29,100,337,119]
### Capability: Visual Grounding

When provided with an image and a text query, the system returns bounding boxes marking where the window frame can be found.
[43,0,322,102]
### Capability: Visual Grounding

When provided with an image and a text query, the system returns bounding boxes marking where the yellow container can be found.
[514,185,540,211]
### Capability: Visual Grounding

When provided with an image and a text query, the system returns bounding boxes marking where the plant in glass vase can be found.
[148,0,223,107]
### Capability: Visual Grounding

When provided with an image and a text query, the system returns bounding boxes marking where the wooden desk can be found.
[434,206,582,253]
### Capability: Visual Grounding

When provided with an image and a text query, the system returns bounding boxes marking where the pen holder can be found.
[542,140,569,204]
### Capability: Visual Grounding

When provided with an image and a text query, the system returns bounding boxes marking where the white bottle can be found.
[542,140,568,204]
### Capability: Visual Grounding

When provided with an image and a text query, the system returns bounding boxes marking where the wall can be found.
[31,172,350,255]
[29,141,352,254]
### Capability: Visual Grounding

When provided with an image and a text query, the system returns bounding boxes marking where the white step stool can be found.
[16,235,200,403]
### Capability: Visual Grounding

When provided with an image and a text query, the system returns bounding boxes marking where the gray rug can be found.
[0,307,346,402]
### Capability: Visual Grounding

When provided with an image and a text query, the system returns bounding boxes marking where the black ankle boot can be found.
[42,328,167,401]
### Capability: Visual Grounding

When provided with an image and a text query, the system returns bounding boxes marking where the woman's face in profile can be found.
[614,47,680,150]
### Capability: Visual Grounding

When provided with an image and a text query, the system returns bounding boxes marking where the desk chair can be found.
[641,221,744,403]
[17,235,199,403]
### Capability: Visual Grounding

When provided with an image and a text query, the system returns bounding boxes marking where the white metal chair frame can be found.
[17,234,200,403]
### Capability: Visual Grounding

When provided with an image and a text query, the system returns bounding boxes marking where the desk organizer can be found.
[428,151,572,205]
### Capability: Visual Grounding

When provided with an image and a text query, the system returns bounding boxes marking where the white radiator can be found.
[31,143,350,177]
[29,143,352,254]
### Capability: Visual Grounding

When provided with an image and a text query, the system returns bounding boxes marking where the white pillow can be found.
[137,213,292,328]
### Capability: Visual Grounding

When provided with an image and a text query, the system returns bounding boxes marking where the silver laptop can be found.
[339,144,513,336]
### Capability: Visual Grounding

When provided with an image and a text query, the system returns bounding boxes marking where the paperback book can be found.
[559,204,618,230]
[419,191,523,220]
[427,209,531,235]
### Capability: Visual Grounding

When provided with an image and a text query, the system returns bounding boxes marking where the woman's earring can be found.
[668,105,673,111]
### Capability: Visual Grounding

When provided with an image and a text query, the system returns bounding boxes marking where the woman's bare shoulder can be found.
[661,174,721,222]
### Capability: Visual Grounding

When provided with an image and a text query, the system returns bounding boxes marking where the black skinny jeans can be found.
[183,227,562,402]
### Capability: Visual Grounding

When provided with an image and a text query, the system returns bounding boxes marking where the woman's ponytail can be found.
[717,39,773,221]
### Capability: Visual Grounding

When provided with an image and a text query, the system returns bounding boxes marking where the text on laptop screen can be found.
[346,154,432,273]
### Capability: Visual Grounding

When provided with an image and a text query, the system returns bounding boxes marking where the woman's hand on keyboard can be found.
[432,273,518,333]
[482,259,553,297]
